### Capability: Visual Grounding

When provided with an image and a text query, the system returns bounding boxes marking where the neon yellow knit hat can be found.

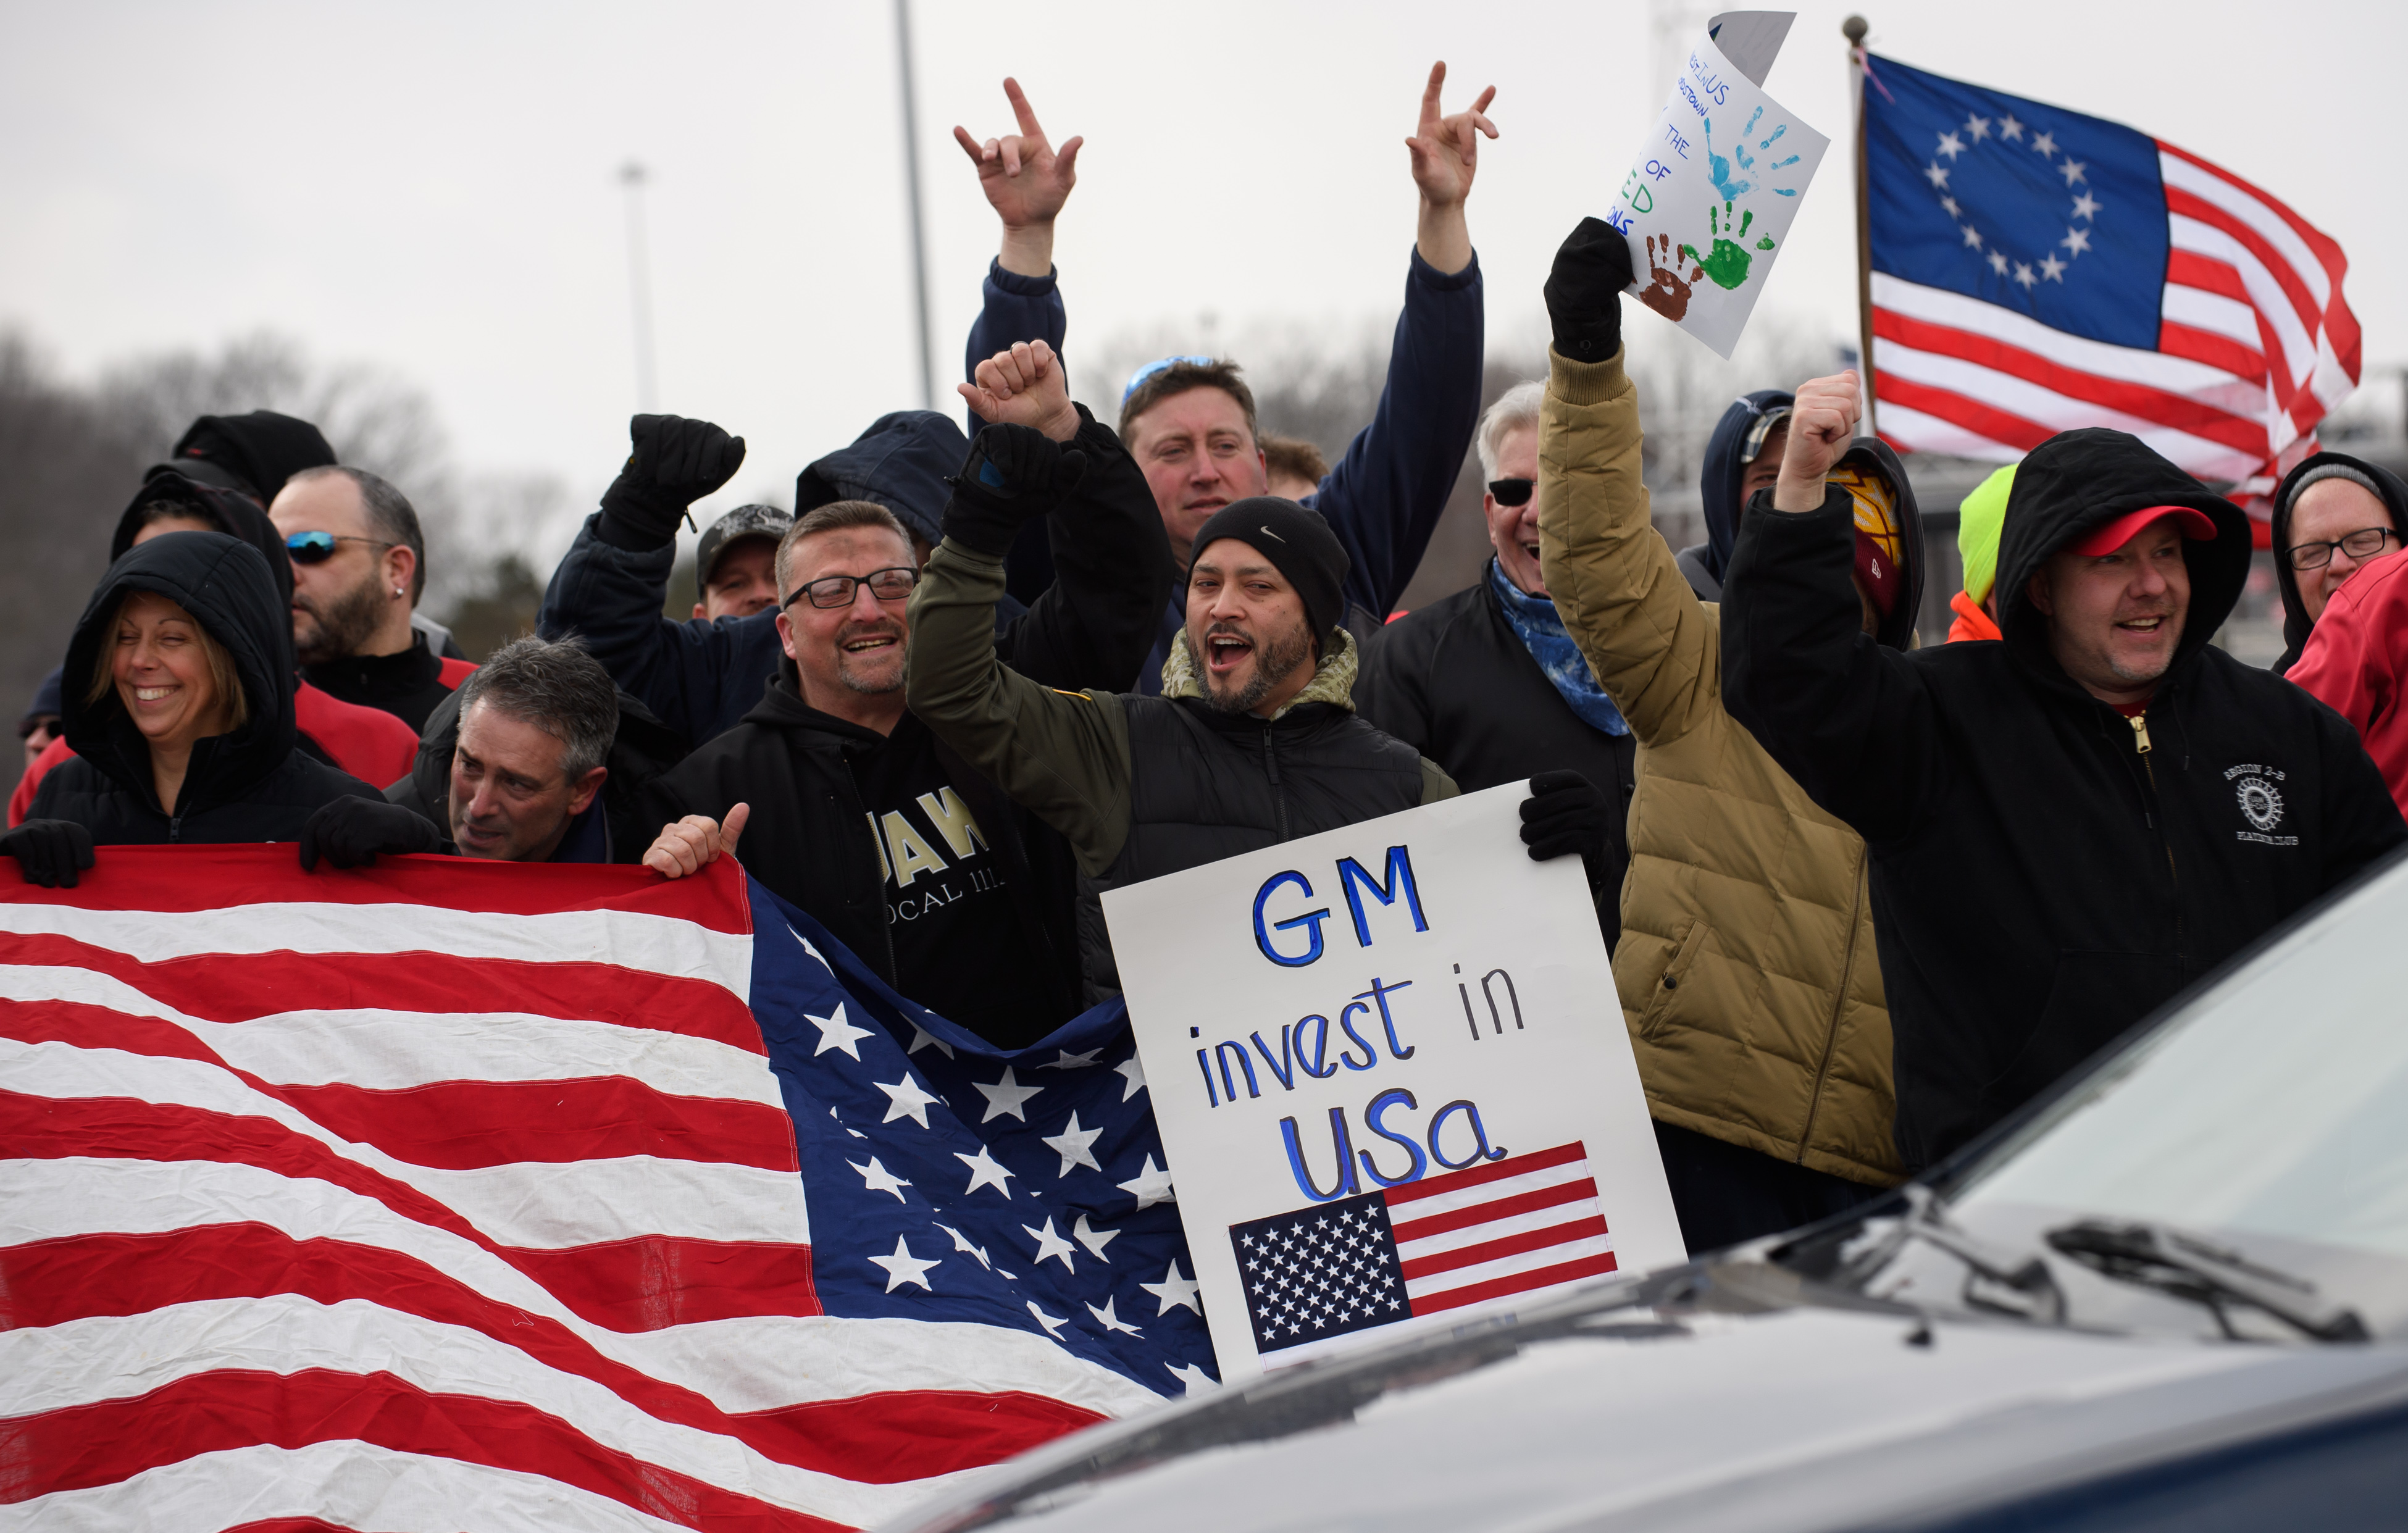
[1958,464,2017,604]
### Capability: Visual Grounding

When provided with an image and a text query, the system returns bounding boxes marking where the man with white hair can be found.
[1355,380,1634,947]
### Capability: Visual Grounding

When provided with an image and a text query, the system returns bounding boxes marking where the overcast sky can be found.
[4,0,2400,546]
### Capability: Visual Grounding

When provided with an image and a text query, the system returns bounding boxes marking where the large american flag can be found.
[0,846,1210,1529]
[1862,51,2358,512]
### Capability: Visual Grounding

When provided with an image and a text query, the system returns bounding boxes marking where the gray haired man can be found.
[1353,382,1636,947]
[296,636,622,869]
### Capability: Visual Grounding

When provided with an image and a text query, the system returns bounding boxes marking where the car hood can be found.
[883,1260,2408,1533]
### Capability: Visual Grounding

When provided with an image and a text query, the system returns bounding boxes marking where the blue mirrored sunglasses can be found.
[1121,354,1220,405]
[284,530,396,564]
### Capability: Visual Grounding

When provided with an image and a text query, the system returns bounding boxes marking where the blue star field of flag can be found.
[1865,52,2168,348]
[745,882,1218,1397]
[1231,1190,1409,1355]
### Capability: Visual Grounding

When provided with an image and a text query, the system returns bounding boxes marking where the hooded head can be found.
[795,411,971,554]
[62,531,299,812]
[110,467,299,659]
[1825,439,1925,651]
[2268,451,2408,674]
[1695,390,1795,587]
[169,411,337,503]
[1957,463,2017,606]
[1994,428,2249,695]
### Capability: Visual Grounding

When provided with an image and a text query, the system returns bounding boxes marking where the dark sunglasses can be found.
[782,566,920,611]
[285,530,396,565]
[1487,478,1536,506]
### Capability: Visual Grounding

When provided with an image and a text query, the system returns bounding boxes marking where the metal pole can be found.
[618,161,659,413]
[1844,15,1878,437]
[893,0,936,412]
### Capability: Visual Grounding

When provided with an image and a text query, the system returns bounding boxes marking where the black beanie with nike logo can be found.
[1187,496,1351,654]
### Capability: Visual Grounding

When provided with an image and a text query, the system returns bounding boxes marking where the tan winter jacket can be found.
[1538,346,1902,1187]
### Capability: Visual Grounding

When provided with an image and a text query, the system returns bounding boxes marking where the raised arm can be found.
[535,414,749,745]
[908,343,1140,875]
[1535,221,1725,747]
[1720,372,1942,843]
[1312,62,1494,620]
[954,77,1080,429]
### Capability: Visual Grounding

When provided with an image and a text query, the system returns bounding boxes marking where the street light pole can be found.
[893,0,936,412]
[618,160,659,413]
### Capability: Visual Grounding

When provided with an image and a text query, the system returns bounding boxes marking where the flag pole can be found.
[1845,14,1878,437]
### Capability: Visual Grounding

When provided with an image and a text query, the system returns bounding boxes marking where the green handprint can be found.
[1678,202,1778,291]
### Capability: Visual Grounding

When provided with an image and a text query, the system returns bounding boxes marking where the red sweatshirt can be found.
[2289,553,2408,815]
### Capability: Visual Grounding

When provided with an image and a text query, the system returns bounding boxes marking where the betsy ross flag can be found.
[1863,51,2357,508]
[1231,1142,1613,1358]
[0,846,1211,1531]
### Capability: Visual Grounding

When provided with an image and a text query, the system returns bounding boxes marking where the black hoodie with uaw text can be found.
[1721,427,2406,1174]
[34,532,374,843]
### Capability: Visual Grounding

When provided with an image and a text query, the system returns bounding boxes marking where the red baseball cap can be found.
[2068,504,2220,558]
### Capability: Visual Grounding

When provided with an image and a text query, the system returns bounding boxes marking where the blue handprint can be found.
[1701,107,1805,201]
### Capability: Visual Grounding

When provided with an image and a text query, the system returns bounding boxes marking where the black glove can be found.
[299,795,449,871]
[0,819,95,888]
[596,414,748,551]
[942,422,1090,557]
[1520,770,1611,882]
[1544,217,1634,364]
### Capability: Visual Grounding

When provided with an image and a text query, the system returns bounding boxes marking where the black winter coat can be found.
[1723,427,2407,1174]
[34,532,375,843]
[1355,570,1635,946]
[641,674,1086,1045]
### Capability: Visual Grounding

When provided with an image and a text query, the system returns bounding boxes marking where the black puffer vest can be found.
[1079,695,1431,998]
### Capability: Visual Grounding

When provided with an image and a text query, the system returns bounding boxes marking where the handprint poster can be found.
[1609,11,1828,358]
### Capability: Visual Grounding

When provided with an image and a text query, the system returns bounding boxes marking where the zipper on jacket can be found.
[2131,709,2184,960]
[1262,725,1290,841]
[1796,844,1869,1164]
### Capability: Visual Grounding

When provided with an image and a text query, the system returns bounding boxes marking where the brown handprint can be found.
[1640,233,1704,321]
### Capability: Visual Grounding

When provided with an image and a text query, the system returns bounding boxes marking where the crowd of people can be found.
[10,64,2407,1258]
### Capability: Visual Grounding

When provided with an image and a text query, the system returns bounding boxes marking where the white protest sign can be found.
[1609,10,1829,358]
[1102,784,1683,1381]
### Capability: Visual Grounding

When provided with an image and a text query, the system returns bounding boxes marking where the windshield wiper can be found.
[2044,1219,2370,1343]
[1834,1187,2067,1326]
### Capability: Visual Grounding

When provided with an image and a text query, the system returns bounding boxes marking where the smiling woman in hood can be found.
[27,532,374,846]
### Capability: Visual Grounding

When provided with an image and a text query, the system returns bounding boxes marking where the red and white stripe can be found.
[0,847,1153,1532]
[1875,141,2359,511]
[1386,1142,1616,1316]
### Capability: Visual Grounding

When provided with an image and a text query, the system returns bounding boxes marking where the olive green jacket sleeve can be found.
[1536,344,1725,746]
[905,537,1138,878]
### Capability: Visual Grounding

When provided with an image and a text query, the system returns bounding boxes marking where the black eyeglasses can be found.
[285,531,397,565]
[1487,478,1535,506]
[2288,527,2396,571]
[782,566,919,610]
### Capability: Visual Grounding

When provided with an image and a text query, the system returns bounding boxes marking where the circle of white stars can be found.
[1920,109,2102,293]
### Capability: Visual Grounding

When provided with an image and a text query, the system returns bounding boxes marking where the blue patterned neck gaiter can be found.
[1487,559,1630,738]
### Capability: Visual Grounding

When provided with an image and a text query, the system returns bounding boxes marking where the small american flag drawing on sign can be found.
[1231,1142,1615,1356]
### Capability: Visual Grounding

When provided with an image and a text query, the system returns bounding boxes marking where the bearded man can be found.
[270,466,473,732]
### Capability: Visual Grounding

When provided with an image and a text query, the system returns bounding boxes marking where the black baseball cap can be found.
[696,504,793,601]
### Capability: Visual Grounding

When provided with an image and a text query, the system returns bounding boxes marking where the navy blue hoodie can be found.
[1676,388,1793,601]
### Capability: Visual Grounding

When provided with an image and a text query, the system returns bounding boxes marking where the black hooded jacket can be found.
[169,411,337,503]
[2267,451,2408,675]
[640,669,1085,1048]
[1722,427,2406,1174]
[1676,388,1793,601]
[32,532,375,843]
